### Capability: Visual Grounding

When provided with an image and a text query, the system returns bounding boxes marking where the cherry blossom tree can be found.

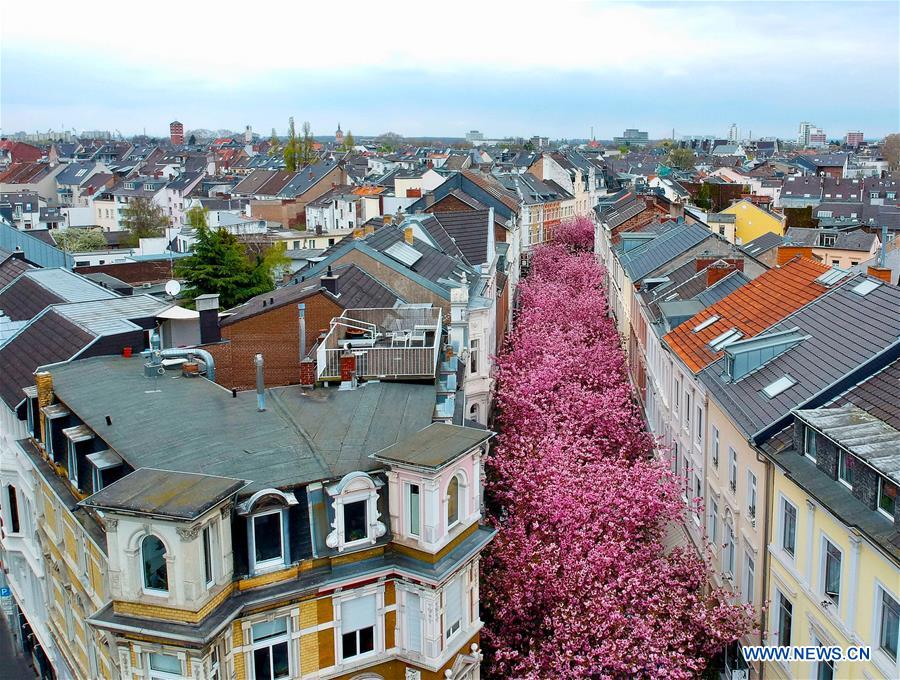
[481,218,754,678]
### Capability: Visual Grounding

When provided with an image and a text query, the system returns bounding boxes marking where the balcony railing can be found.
[316,307,443,380]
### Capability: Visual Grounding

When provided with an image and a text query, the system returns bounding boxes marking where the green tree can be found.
[53,228,108,252]
[343,130,355,151]
[175,227,282,308]
[187,133,196,146]
[618,144,630,154]
[185,205,208,229]
[299,121,315,166]
[666,147,695,170]
[694,182,713,210]
[283,117,299,171]
[120,197,169,246]
[268,128,280,157]
[883,133,900,171]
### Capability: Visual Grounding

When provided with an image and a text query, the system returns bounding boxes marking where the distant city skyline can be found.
[2,1,898,140]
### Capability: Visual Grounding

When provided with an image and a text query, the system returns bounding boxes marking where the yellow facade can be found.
[766,466,899,679]
[721,199,784,244]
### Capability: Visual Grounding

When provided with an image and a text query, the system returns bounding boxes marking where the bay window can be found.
[251,618,290,680]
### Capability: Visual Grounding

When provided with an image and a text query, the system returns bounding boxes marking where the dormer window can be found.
[142,535,169,594]
[237,488,299,574]
[878,478,896,520]
[325,472,386,552]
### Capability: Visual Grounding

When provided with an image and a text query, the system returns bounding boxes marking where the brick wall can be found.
[205,292,343,390]
[425,193,476,213]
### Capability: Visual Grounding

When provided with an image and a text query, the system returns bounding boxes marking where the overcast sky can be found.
[2,1,898,140]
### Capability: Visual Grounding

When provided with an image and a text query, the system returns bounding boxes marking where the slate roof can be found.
[834,357,900,432]
[619,223,712,282]
[225,263,402,326]
[429,210,493,265]
[279,157,343,198]
[82,468,247,520]
[0,251,34,288]
[693,270,751,308]
[740,231,784,257]
[47,356,439,492]
[663,257,831,373]
[700,275,900,441]
[782,175,823,198]
[0,309,95,409]
[372,423,493,469]
[0,274,66,320]
[785,228,877,252]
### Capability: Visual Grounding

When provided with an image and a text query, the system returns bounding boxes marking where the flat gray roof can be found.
[47,356,438,492]
[372,422,493,469]
[81,468,247,520]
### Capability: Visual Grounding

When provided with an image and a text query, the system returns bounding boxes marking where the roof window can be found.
[762,375,796,398]
[693,315,720,333]
[709,328,743,351]
[851,279,881,296]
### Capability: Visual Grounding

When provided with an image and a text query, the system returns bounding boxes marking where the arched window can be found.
[469,403,480,424]
[447,476,460,528]
[142,535,168,593]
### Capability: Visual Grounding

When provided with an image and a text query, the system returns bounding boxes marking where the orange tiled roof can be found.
[663,257,831,373]
[351,186,386,196]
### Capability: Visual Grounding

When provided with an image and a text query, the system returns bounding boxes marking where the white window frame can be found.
[446,472,466,531]
[774,589,793,646]
[837,449,853,489]
[696,405,703,445]
[728,447,737,493]
[335,590,382,664]
[469,338,479,375]
[339,492,373,551]
[805,425,818,462]
[250,509,285,573]
[404,481,421,539]
[875,584,899,666]
[443,574,464,642]
[744,551,755,604]
[821,537,842,609]
[723,520,736,576]
[712,426,719,467]
[747,470,757,520]
[708,496,718,546]
[249,617,291,680]
[780,496,798,559]
[141,534,170,596]
[202,521,218,588]
[148,652,185,680]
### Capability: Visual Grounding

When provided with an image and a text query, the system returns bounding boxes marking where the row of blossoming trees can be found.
[481,216,754,678]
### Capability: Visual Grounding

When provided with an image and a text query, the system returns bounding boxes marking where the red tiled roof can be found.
[663,257,831,373]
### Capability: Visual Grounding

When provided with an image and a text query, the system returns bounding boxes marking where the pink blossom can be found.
[481,218,755,678]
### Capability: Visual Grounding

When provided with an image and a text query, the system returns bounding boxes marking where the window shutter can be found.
[445,577,462,629]
[341,594,376,633]
[406,593,422,652]
[232,516,249,577]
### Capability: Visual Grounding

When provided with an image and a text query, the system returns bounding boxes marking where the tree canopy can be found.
[174,225,284,308]
[666,147,695,170]
[120,197,169,246]
[883,133,900,171]
[53,228,108,253]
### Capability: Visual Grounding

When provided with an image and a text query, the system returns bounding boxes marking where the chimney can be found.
[254,354,266,411]
[321,266,339,296]
[352,228,364,239]
[339,350,357,389]
[867,266,892,284]
[35,371,53,451]
[195,293,221,344]
[383,214,393,225]
[300,357,316,388]
[404,226,414,245]
[364,223,375,235]
[11,246,25,261]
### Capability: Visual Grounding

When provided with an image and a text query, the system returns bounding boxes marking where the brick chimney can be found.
[339,351,356,382]
[300,358,316,388]
[404,226,414,245]
[867,266,892,283]
[383,214,393,225]
[195,293,221,344]
[10,246,25,261]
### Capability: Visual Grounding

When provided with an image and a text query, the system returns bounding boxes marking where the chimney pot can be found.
[383,215,393,225]
[404,226,414,245]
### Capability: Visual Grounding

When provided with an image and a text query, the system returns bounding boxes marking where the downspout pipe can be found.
[255,353,266,412]
[159,347,216,382]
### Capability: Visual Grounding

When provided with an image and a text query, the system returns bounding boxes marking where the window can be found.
[879,588,899,661]
[674,379,680,415]
[728,448,737,493]
[91,465,104,494]
[67,440,79,487]
[444,576,463,640]
[447,476,460,528]
[747,471,757,520]
[406,483,421,538]
[684,392,691,432]
[708,497,718,545]
[469,338,479,374]
[142,535,168,593]
[805,426,818,461]
[6,485,20,534]
[878,478,897,520]
[712,426,719,467]
[405,592,422,653]
[251,618,290,679]
[744,552,755,604]
[776,593,793,646]
[724,521,736,575]
[343,500,367,543]
[251,510,284,571]
[340,595,376,660]
[781,499,797,557]
[696,406,703,444]
[823,540,842,607]
[149,653,182,679]
[208,647,221,680]
[202,523,215,587]
[837,449,853,488]
[815,640,835,680]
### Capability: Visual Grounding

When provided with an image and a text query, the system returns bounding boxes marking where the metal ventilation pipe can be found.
[255,353,266,411]
[159,347,216,382]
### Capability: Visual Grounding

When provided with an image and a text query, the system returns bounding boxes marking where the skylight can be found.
[709,328,743,351]
[384,241,422,268]
[815,267,850,286]
[851,279,881,296]
[762,375,796,398]
[693,315,720,333]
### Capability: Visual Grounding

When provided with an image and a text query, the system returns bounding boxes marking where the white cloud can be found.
[3,0,894,85]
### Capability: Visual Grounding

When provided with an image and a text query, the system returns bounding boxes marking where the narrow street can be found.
[0,611,38,679]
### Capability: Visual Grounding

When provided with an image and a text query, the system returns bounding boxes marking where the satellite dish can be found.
[165,280,182,297]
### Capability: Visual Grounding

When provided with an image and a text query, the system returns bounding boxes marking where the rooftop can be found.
[372,423,493,469]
